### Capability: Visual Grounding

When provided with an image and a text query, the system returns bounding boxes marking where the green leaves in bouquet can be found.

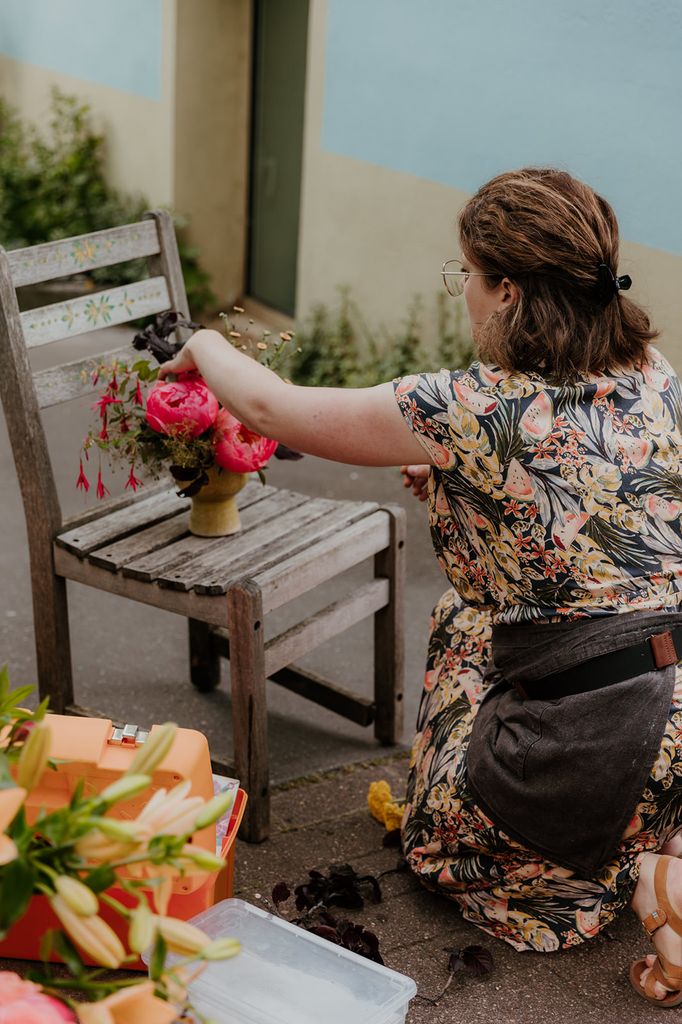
[0,857,35,936]
[149,932,168,982]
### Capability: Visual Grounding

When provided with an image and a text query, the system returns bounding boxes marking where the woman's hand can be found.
[157,339,199,379]
[400,464,430,501]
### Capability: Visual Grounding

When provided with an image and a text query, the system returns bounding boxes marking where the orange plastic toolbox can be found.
[0,714,247,966]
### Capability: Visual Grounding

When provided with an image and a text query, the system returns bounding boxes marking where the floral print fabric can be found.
[394,349,682,624]
[400,591,682,952]
[394,350,682,951]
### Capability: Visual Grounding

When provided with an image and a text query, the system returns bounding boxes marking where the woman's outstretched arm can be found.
[158,329,431,468]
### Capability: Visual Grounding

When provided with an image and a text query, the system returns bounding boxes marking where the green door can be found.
[248,0,309,316]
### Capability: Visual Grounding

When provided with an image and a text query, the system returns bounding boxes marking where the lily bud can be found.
[129,902,157,954]
[179,845,225,872]
[16,719,51,791]
[84,817,144,842]
[75,830,137,865]
[50,894,125,968]
[194,788,236,830]
[200,937,241,961]
[126,723,177,776]
[54,875,98,917]
[156,915,212,956]
[99,773,151,806]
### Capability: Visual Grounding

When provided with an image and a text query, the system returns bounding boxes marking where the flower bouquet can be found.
[0,670,239,1022]
[76,310,299,536]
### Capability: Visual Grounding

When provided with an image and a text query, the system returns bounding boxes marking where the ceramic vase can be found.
[187,467,248,537]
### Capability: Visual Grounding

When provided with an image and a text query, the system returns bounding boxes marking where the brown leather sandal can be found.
[630,855,682,1007]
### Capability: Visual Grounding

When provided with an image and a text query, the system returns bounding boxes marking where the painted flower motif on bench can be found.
[84,295,115,326]
[71,238,98,268]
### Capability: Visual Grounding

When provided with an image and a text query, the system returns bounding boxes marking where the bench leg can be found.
[227,581,270,842]
[188,619,221,692]
[373,505,406,745]
[35,571,74,714]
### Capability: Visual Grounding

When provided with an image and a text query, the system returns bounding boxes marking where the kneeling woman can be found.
[159,167,682,1006]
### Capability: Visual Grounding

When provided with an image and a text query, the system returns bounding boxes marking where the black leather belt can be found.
[513,627,682,701]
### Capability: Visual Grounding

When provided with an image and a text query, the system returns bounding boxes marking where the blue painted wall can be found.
[0,0,163,100]
[322,0,682,256]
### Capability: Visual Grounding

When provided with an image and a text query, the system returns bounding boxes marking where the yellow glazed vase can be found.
[187,467,249,537]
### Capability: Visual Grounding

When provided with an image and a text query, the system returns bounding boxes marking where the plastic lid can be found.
[183,898,417,1024]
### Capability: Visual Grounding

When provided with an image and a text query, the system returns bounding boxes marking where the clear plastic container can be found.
[182,898,417,1024]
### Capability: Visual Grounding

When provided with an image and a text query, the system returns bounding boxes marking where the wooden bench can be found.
[0,211,406,841]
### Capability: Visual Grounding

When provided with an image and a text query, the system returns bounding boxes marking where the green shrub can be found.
[292,288,474,387]
[0,88,214,314]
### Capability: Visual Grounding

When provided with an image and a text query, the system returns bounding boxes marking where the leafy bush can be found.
[292,287,474,387]
[0,88,214,313]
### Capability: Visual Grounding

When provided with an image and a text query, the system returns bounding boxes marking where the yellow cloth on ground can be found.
[367,780,405,832]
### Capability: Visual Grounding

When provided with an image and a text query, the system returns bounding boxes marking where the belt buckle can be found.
[650,630,678,669]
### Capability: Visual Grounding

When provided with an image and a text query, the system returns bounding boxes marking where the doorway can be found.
[247,0,309,317]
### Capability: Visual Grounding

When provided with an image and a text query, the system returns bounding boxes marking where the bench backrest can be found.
[0,209,188,542]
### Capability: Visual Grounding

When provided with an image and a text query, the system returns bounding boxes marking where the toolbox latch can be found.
[108,723,150,746]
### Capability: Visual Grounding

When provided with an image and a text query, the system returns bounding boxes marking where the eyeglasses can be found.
[441,258,498,297]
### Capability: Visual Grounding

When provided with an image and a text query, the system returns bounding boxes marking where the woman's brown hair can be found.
[458,168,658,382]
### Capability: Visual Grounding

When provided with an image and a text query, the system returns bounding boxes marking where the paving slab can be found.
[228,760,659,1024]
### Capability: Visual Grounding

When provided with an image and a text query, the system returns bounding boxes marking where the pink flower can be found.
[145,373,219,438]
[75,458,90,493]
[0,972,75,1023]
[96,470,110,500]
[213,408,277,472]
[124,465,143,492]
[93,394,121,421]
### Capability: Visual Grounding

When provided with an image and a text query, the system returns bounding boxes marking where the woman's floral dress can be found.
[393,348,682,952]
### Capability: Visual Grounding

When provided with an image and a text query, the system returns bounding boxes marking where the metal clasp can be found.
[109,723,150,746]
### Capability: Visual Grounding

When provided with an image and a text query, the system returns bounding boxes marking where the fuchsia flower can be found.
[145,373,219,438]
[213,408,277,472]
[125,466,143,492]
[93,394,121,421]
[0,972,75,1023]
[75,458,90,493]
[96,470,110,500]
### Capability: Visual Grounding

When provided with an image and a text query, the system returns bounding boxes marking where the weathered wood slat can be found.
[226,581,269,842]
[62,478,171,533]
[21,277,171,348]
[88,512,191,571]
[35,344,146,409]
[373,505,406,745]
[263,579,390,677]
[194,500,378,595]
[54,545,231,627]
[10,221,160,287]
[165,496,339,593]
[56,489,189,556]
[256,511,391,615]
[269,666,375,726]
[0,246,75,711]
[87,481,276,571]
[123,488,304,584]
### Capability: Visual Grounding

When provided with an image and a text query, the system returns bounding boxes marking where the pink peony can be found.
[145,372,219,438]
[0,972,75,1023]
[213,408,277,472]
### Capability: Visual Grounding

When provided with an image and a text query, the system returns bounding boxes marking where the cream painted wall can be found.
[0,1,176,208]
[174,0,251,310]
[297,0,682,374]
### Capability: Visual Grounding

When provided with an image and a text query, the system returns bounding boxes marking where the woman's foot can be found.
[631,853,682,1002]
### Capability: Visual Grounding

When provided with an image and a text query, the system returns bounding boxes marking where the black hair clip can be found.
[596,263,632,307]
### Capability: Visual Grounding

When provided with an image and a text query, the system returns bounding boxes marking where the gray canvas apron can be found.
[466,609,682,875]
